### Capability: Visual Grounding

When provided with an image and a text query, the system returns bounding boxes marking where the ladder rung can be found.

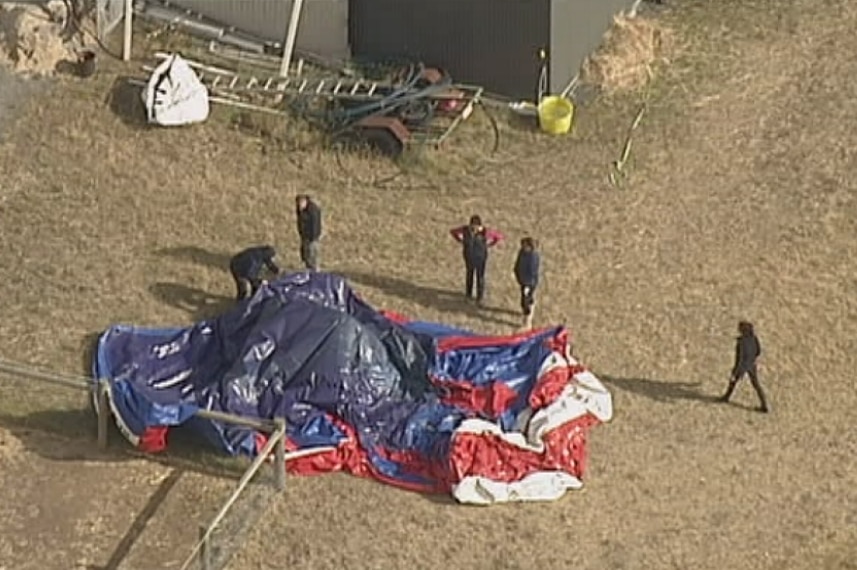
[315,81,326,94]
[332,81,343,95]
[349,81,360,95]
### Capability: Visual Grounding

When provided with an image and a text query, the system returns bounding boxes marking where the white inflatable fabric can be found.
[143,53,210,127]
[451,352,614,506]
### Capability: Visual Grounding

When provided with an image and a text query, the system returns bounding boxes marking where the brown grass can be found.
[1,0,857,568]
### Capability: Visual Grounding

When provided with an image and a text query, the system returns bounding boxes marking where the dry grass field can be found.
[1,0,856,568]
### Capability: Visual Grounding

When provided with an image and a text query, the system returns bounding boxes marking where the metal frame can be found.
[96,0,125,41]
[0,356,294,570]
[141,52,482,153]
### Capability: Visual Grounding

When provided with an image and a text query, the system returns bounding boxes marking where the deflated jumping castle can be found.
[93,272,613,505]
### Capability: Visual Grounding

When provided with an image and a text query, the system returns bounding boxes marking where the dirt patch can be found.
[0,427,24,461]
[0,1,77,76]
[581,13,672,94]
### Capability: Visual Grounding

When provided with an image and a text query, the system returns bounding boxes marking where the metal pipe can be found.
[0,359,91,391]
[138,4,267,53]
[177,423,285,570]
[279,0,305,77]
[274,418,286,491]
[97,379,110,450]
[122,0,133,61]
[194,409,277,432]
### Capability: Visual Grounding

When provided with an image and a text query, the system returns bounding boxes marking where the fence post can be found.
[273,418,286,492]
[97,379,110,450]
[199,524,211,570]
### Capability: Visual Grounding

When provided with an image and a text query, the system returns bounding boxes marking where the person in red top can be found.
[450,215,503,304]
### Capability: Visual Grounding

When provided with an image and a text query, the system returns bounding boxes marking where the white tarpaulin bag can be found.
[143,53,210,126]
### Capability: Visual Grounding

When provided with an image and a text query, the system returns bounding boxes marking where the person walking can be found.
[450,215,503,304]
[719,320,770,413]
[229,245,280,300]
[295,194,322,271]
[514,237,541,329]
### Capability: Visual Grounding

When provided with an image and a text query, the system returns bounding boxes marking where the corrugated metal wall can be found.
[350,0,636,99]
[550,0,638,93]
[349,0,550,100]
[168,0,350,58]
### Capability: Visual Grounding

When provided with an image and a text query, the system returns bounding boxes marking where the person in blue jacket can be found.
[229,245,280,300]
[514,237,541,329]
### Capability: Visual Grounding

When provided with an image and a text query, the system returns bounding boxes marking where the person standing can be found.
[229,245,280,300]
[450,215,503,304]
[719,320,770,413]
[295,194,322,271]
[514,237,541,329]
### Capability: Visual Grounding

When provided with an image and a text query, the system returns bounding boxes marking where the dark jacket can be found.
[733,333,761,375]
[451,225,503,262]
[296,201,322,242]
[514,249,540,288]
[230,246,279,280]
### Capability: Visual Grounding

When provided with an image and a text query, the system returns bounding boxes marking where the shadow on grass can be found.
[0,406,249,478]
[601,375,722,405]
[154,245,233,272]
[105,76,150,128]
[54,59,80,77]
[85,468,186,570]
[342,270,520,328]
[149,282,234,321]
[0,411,254,570]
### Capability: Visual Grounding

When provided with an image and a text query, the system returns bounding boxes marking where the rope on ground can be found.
[609,103,647,188]
[0,357,92,392]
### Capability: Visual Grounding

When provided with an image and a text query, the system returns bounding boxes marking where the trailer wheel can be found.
[399,100,434,127]
[358,126,405,158]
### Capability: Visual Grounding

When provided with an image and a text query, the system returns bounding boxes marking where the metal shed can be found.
[164,0,350,59]
[348,0,637,100]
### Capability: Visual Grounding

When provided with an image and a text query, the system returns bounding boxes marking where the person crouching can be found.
[229,245,280,300]
[514,237,540,329]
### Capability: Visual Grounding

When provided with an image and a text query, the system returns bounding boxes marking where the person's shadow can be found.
[154,245,233,272]
[149,282,233,321]
[600,375,722,405]
[340,270,520,328]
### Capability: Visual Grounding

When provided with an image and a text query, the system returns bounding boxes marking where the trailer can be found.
[142,51,483,158]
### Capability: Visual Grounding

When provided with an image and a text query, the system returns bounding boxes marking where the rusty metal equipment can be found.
[143,52,483,157]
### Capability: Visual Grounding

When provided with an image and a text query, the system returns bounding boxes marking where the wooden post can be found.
[122,0,133,62]
[198,525,211,570]
[278,0,305,77]
[97,379,109,450]
[273,418,286,491]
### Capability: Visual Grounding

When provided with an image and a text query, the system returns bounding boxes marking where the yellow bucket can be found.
[537,95,574,135]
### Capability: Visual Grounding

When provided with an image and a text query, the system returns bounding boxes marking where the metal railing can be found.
[0,356,288,570]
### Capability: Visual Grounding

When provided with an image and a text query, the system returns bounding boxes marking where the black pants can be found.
[300,239,319,271]
[232,270,261,301]
[723,365,769,410]
[465,257,487,301]
[519,284,536,316]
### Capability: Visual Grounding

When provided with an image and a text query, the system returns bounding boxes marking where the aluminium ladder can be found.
[150,52,395,101]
